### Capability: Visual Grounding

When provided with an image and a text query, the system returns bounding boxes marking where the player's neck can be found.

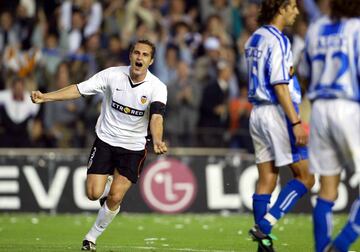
[129,71,146,83]
[269,16,285,32]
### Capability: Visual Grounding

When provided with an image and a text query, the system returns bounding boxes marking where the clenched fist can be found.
[31,91,45,104]
[153,141,167,155]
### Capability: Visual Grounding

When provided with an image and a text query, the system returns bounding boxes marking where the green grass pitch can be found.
[0,213,358,252]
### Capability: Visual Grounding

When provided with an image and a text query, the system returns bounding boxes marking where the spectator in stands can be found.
[15,0,36,51]
[0,0,311,149]
[104,34,128,67]
[162,0,193,29]
[122,0,158,48]
[39,33,64,87]
[194,36,222,84]
[0,77,39,147]
[203,14,233,46]
[198,60,232,147]
[237,2,259,83]
[154,43,179,84]
[43,62,86,148]
[63,7,86,53]
[200,0,232,32]
[60,0,102,41]
[84,33,106,75]
[229,85,253,151]
[67,45,91,84]
[171,21,196,65]
[0,11,19,52]
[102,0,126,36]
[165,61,201,147]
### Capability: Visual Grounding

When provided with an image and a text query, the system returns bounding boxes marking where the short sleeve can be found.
[152,82,167,105]
[269,41,290,85]
[77,69,108,95]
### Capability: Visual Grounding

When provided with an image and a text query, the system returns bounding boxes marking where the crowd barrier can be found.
[0,148,358,213]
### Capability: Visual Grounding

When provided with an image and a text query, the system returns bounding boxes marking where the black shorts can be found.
[87,137,147,183]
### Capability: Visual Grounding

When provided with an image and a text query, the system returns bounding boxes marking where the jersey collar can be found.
[126,66,149,88]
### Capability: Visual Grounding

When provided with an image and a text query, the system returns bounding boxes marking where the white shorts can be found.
[250,104,308,167]
[309,99,360,176]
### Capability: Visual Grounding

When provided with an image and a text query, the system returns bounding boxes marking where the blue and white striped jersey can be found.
[245,25,302,105]
[300,16,360,101]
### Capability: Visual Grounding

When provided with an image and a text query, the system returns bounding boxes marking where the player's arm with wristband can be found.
[150,101,168,154]
[31,84,81,104]
[274,84,308,146]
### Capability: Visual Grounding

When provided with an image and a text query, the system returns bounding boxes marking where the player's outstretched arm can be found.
[31,84,81,104]
[274,84,308,146]
[150,114,167,154]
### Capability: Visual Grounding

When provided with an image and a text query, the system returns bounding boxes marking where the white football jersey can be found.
[245,25,302,105]
[77,66,167,150]
[300,16,360,101]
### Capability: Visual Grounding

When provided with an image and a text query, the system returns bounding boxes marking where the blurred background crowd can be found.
[0,0,328,151]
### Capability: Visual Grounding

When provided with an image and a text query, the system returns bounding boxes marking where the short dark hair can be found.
[257,0,290,25]
[330,0,360,20]
[130,39,156,59]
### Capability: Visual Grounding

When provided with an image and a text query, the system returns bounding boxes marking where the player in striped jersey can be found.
[31,39,168,251]
[299,0,360,251]
[245,0,315,251]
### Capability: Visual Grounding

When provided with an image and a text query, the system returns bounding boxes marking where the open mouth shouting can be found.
[135,62,143,68]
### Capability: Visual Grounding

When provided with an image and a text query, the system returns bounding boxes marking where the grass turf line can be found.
[0,213,358,252]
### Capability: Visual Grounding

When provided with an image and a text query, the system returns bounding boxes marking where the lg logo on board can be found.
[140,158,197,213]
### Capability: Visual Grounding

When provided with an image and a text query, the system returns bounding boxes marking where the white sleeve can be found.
[152,82,167,105]
[269,41,290,85]
[77,69,108,95]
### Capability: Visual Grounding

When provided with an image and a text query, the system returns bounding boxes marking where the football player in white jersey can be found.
[245,0,315,251]
[31,40,168,251]
[299,0,360,251]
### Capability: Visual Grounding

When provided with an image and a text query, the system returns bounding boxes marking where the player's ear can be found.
[279,4,287,16]
[149,58,154,66]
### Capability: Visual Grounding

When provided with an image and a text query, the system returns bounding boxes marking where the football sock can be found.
[252,194,271,225]
[333,197,360,252]
[313,197,334,252]
[100,176,113,199]
[259,179,307,234]
[85,201,120,243]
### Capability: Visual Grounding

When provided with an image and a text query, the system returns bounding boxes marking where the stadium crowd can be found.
[0,0,325,150]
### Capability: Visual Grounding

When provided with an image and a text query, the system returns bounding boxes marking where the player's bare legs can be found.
[256,161,279,194]
[289,159,315,190]
[106,169,132,210]
[251,159,314,250]
[86,174,109,200]
[250,161,279,251]
[83,169,133,250]
[253,161,278,227]
[318,175,340,201]
[252,160,315,229]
